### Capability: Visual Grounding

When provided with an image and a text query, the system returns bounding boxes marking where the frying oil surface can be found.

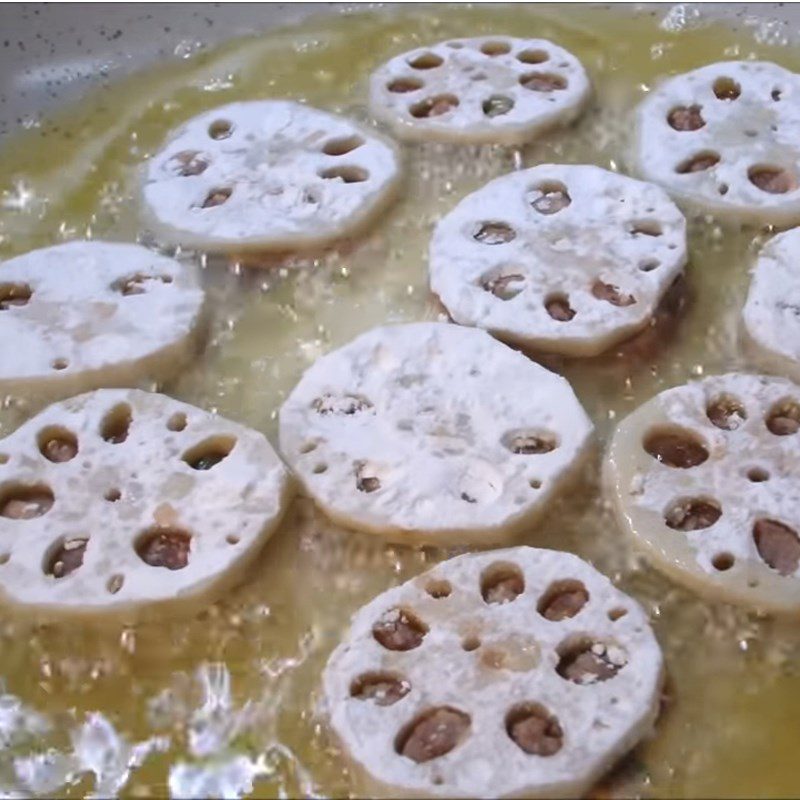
[0,5,799,797]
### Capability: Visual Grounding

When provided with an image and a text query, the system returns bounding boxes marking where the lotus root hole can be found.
[629,220,663,237]
[106,574,124,594]
[44,537,88,578]
[322,135,364,157]
[200,187,232,208]
[529,478,542,489]
[350,672,410,706]
[461,635,481,652]
[707,395,747,430]
[753,519,800,576]
[643,427,708,468]
[592,280,636,307]
[772,88,782,101]
[208,119,233,139]
[667,104,705,131]
[425,579,452,599]
[676,152,720,173]
[182,435,236,471]
[480,40,511,56]
[113,273,172,296]
[312,393,373,415]
[395,707,471,763]
[0,484,54,520]
[388,77,424,93]
[748,166,796,194]
[747,467,769,483]
[639,259,660,272]
[407,52,444,70]
[101,403,133,444]
[226,534,240,545]
[506,703,564,756]
[355,462,381,493]
[481,561,525,605]
[37,426,78,463]
[529,181,571,215]
[517,49,549,64]
[712,552,735,572]
[169,149,209,176]
[482,94,514,118]
[299,441,317,454]
[665,498,721,531]
[167,412,187,432]
[319,166,369,183]
[0,554,9,565]
[481,268,527,300]
[556,636,628,684]
[503,430,558,455]
[410,95,459,118]
[519,72,567,92]
[135,527,192,571]
[104,488,121,503]
[766,400,800,435]
[537,579,589,621]
[608,607,628,621]
[51,358,69,371]
[373,607,428,651]
[711,76,740,100]
[473,221,515,244]
[313,463,328,475]
[0,283,32,310]
[545,294,576,322]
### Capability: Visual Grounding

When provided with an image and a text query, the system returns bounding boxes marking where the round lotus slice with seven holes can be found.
[142,100,401,253]
[369,36,590,145]
[0,388,290,618]
[278,322,593,545]
[605,373,800,612]
[634,61,800,225]
[0,241,205,400]
[742,226,800,383]
[323,546,664,798]
[429,164,687,356]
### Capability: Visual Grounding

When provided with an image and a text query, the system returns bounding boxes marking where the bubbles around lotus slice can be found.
[605,372,800,612]
[0,388,290,619]
[322,546,664,799]
[429,164,687,357]
[634,61,800,225]
[278,322,593,546]
[142,100,402,254]
[369,36,591,145]
[0,241,206,402]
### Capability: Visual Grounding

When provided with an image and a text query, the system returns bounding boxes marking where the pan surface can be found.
[0,4,798,798]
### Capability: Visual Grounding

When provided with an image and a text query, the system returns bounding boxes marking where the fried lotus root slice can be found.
[429,164,687,357]
[142,100,401,253]
[369,36,590,145]
[0,388,290,619]
[634,61,800,225]
[278,322,593,546]
[0,241,206,401]
[742,227,800,384]
[605,372,800,612]
[322,546,664,798]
